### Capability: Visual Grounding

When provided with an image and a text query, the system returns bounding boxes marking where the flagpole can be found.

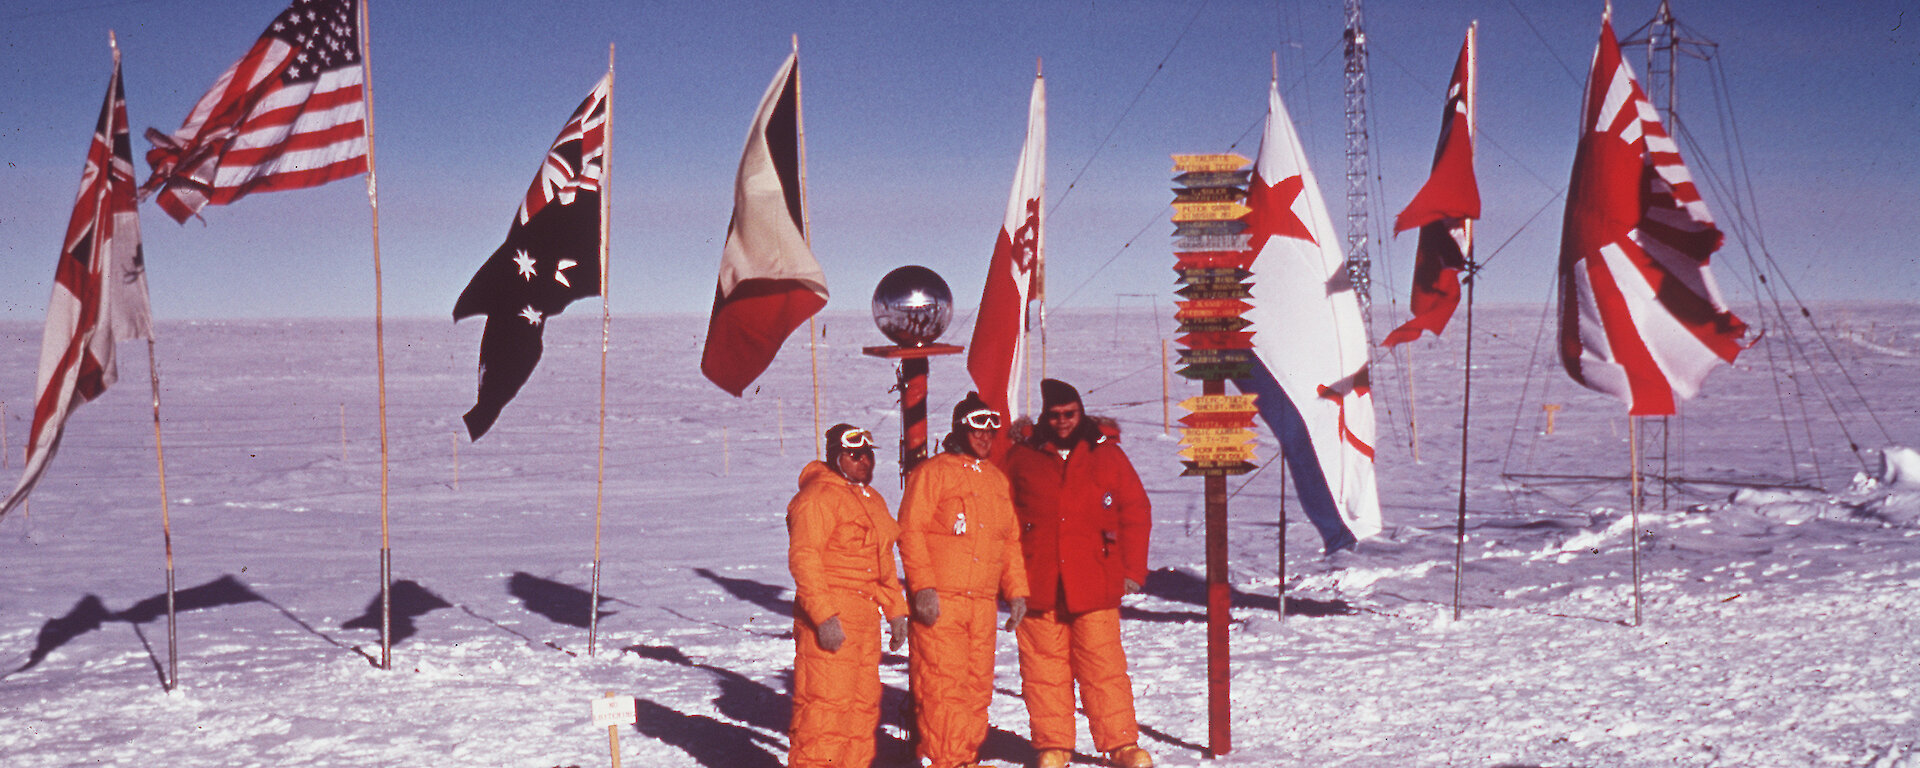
[1629,414,1643,627]
[589,44,614,658]
[117,25,180,692]
[1450,21,1478,623]
[1034,58,1048,404]
[792,35,821,457]
[356,0,394,671]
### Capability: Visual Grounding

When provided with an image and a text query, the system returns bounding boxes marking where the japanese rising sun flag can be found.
[453,75,609,440]
[701,50,828,396]
[1557,16,1747,416]
[1384,27,1479,348]
[4,46,153,519]
[140,0,368,223]
[967,72,1045,419]
[1232,79,1381,553]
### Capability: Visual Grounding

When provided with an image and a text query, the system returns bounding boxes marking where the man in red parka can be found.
[787,424,910,768]
[1003,379,1154,768]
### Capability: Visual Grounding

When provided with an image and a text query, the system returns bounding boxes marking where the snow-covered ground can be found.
[1,303,1916,767]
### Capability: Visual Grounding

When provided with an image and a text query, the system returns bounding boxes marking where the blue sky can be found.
[2,0,1915,323]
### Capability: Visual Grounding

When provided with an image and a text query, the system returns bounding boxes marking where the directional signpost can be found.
[1170,154,1261,759]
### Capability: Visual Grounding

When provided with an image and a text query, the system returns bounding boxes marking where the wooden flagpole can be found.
[793,35,821,458]
[1449,21,1477,622]
[589,44,614,658]
[356,0,394,671]
[1405,346,1421,463]
[146,339,178,690]
[116,27,180,692]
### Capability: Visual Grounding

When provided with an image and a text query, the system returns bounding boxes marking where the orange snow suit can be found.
[1002,435,1151,753]
[897,451,1029,768]
[787,460,908,768]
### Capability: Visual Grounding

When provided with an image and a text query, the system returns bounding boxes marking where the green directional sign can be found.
[1171,186,1245,203]
[1177,362,1255,381]
[1172,170,1253,188]
[1172,220,1248,236]
[1176,283,1253,300]
[1176,348,1256,366]
[1174,266,1252,284]
[1180,460,1258,477]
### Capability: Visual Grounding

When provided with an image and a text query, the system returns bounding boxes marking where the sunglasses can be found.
[837,428,877,450]
[962,408,1003,430]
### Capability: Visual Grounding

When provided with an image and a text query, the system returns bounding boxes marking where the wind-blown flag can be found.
[140,0,367,223]
[1557,16,1747,416]
[1232,80,1381,553]
[701,51,828,396]
[453,75,610,440]
[1384,28,1479,348]
[967,72,1045,419]
[4,49,154,519]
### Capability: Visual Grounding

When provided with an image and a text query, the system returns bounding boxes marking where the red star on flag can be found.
[1243,173,1317,254]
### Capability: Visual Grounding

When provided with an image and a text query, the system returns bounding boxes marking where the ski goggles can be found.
[837,428,877,450]
[960,408,1003,430]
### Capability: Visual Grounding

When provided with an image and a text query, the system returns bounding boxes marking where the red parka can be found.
[1002,431,1151,614]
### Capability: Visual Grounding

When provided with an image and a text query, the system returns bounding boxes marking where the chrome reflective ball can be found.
[871,266,953,346]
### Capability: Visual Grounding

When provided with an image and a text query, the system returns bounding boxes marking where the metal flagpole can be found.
[589,43,614,658]
[793,35,821,458]
[1034,61,1048,401]
[1449,21,1477,622]
[356,0,394,670]
[1629,416,1644,627]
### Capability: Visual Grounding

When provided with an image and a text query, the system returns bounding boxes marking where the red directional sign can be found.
[1178,410,1258,429]
[1177,316,1253,334]
[1175,299,1252,320]
[1175,251,1257,270]
[1177,331,1256,350]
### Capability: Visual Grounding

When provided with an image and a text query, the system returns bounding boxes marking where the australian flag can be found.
[454,75,609,440]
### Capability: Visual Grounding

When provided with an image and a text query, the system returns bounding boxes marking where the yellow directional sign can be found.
[1178,394,1259,413]
[1179,443,1259,462]
[1171,153,1252,173]
[1171,201,1254,222]
[1178,427,1257,448]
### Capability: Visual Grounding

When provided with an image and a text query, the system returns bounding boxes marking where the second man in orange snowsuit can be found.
[898,393,1029,768]
[786,424,909,768]
[1003,379,1155,768]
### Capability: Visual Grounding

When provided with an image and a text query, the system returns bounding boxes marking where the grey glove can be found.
[815,616,845,652]
[887,616,909,653]
[911,588,941,626]
[1123,578,1143,596]
[1003,596,1027,631]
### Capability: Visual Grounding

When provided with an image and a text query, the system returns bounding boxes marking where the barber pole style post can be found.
[1171,152,1261,758]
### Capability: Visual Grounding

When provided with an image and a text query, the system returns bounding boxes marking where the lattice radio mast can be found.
[1342,0,1374,325]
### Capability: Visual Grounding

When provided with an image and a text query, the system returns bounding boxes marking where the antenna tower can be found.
[1342,0,1373,322]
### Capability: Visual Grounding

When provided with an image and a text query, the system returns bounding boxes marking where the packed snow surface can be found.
[2,305,1916,767]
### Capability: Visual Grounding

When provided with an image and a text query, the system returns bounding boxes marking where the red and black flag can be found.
[4,43,153,518]
[700,50,828,396]
[1384,27,1479,348]
[141,0,368,223]
[453,75,609,440]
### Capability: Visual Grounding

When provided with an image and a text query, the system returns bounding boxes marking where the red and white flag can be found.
[967,72,1045,418]
[1557,16,1747,416]
[140,0,368,224]
[4,46,153,519]
[1384,27,1479,348]
[701,50,828,396]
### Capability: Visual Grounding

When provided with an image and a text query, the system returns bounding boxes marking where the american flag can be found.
[3,46,153,519]
[1556,16,1748,417]
[141,0,367,223]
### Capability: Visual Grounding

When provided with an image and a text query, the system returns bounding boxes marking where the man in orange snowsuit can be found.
[787,424,910,768]
[898,393,1029,768]
[1003,379,1154,768]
